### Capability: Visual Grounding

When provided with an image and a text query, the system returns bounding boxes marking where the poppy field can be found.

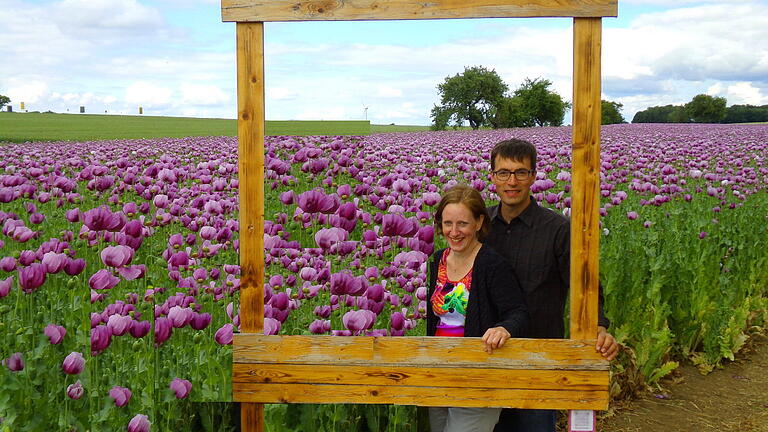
[1,123,767,431]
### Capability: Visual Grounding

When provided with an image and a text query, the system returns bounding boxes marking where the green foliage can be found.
[601,100,625,125]
[511,78,570,127]
[0,95,9,110]
[489,96,532,128]
[723,104,768,123]
[430,66,508,130]
[685,94,727,123]
[632,104,685,123]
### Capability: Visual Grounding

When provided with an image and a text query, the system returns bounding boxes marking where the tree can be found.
[430,66,508,130]
[723,104,768,123]
[489,96,532,128]
[601,100,625,125]
[512,78,569,127]
[685,94,727,123]
[0,95,10,110]
[632,104,682,123]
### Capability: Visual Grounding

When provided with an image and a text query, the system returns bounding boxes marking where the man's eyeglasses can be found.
[491,169,535,181]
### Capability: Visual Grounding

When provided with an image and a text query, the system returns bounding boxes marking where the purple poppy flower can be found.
[63,258,86,276]
[309,319,331,334]
[89,269,120,290]
[44,324,67,345]
[130,320,151,338]
[170,378,192,399]
[83,205,125,232]
[190,312,212,331]
[62,352,85,375]
[0,276,12,298]
[5,352,24,371]
[127,414,151,432]
[154,317,173,346]
[101,245,135,267]
[107,314,133,336]
[330,271,365,296]
[0,256,17,272]
[67,380,84,400]
[264,317,281,335]
[699,231,707,239]
[91,325,112,354]
[40,252,66,274]
[117,265,145,281]
[214,323,233,345]
[167,306,193,328]
[18,263,46,293]
[297,189,339,214]
[342,310,376,335]
[109,385,132,407]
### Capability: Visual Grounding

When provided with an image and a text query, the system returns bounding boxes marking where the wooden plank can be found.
[234,382,609,410]
[236,21,266,432]
[233,363,608,390]
[570,17,602,340]
[234,335,609,370]
[221,0,618,22]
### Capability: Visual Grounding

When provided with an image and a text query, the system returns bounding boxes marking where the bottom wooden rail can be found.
[233,335,609,410]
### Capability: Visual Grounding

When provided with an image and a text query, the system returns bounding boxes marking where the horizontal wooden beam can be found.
[234,383,608,410]
[233,335,609,409]
[235,335,609,370]
[233,364,608,390]
[221,0,618,22]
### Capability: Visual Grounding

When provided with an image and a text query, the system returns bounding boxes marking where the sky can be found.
[1,0,767,125]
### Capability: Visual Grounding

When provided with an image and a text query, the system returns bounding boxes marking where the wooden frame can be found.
[225,1,616,430]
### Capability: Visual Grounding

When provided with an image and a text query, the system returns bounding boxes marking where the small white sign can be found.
[569,410,596,432]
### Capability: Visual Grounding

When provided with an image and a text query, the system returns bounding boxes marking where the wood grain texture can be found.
[233,363,608,390]
[236,22,265,335]
[234,335,609,370]
[570,17,602,340]
[236,22,266,432]
[234,382,608,409]
[221,0,618,22]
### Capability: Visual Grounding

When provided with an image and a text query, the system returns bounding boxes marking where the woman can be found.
[427,184,528,432]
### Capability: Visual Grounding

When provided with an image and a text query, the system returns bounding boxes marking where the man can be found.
[484,139,618,432]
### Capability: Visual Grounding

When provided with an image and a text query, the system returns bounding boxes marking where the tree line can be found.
[632,94,768,124]
[430,66,625,130]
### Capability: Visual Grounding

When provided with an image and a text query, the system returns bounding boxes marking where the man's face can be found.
[491,155,535,209]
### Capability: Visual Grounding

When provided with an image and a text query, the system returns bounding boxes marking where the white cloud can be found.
[125,82,173,107]
[267,87,299,101]
[181,83,230,106]
[376,86,403,98]
[722,82,768,105]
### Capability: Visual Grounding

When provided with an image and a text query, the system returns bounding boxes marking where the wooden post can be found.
[237,21,266,432]
[570,17,602,340]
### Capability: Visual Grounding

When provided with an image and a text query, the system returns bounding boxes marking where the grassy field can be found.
[0,112,387,142]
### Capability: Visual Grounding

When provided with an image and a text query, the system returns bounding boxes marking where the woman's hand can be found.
[481,326,511,354]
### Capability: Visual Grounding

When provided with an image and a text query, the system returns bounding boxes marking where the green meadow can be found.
[0,112,432,143]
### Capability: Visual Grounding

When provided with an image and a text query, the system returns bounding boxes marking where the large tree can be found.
[601,100,625,125]
[430,66,508,130]
[685,94,727,123]
[512,78,569,127]
[489,96,532,129]
[0,95,10,110]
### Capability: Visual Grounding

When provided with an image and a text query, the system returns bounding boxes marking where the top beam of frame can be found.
[221,0,618,22]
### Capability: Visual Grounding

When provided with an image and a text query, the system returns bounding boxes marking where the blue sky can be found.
[2,0,767,125]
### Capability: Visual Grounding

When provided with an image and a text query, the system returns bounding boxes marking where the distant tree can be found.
[430,66,508,130]
[723,104,768,123]
[668,106,690,123]
[489,96,532,129]
[512,78,570,127]
[685,94,727,123]
[601,100,625,125]
[0,95,10,110]
[632,104,682,123]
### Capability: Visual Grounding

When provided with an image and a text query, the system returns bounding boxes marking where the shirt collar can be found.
[490,196,538,228]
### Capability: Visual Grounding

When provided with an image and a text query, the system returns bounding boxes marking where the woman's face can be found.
[441,203,483,254]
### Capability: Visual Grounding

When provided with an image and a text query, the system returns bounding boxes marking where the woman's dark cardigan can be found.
[426,245,529,338]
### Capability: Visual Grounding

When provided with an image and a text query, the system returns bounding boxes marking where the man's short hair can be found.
[490,139,538,171]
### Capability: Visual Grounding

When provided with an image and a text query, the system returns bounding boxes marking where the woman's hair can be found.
[434,184,491,241]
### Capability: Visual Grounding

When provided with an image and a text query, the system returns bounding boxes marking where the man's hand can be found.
[596,326,618,361]
[482,326,511,354]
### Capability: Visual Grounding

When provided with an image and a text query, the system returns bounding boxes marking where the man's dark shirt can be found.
[485,197,609,339]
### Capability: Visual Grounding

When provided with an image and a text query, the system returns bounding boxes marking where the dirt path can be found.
[598,333,768,432]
